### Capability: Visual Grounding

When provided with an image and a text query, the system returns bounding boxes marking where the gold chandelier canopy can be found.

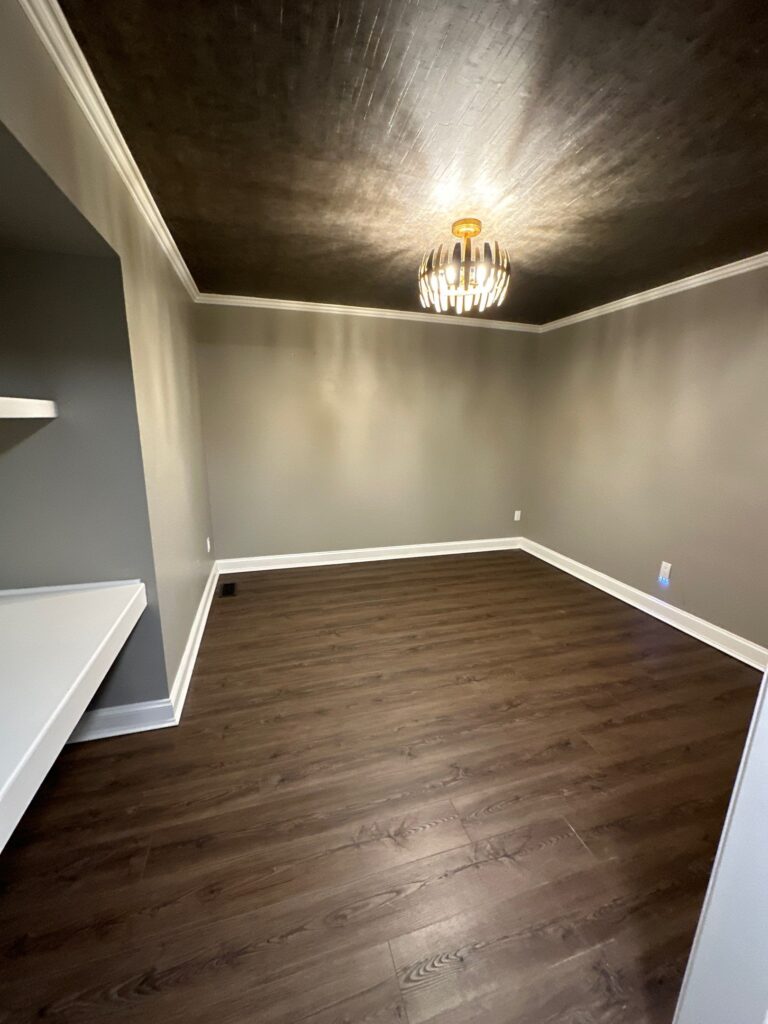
[418,218,510,315]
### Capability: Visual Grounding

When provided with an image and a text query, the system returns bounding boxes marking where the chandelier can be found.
[418,217,510,315]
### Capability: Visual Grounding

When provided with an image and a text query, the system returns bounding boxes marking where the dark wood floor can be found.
[0,551,759,1024]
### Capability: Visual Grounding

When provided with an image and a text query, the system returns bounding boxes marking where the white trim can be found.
[672,665,768,1023]
[70,561,220,742]
[195,292,535,332]
[216,537,524,575]
[0,578,141,597]
[17,0,198,299]
[1,582,146,846]
[169,560,220,719]
[520,539,767,671]
[219,537,765,670]
[0,396,58,418]
[68,697,176,743]
[219,538,765,668]
[539,250,768,332]
[66,539,765,745]
[196,249,768,331]
[192,248,768,334]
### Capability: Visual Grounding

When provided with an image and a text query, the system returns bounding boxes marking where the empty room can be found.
[1,2,767,1022]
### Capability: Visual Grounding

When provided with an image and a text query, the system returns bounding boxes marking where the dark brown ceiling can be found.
[60,0,768,323]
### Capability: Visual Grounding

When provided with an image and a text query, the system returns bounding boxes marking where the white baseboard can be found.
[70,561,220,743]
[520,539,767,672]
[216,536,524,574]
[70,535,766,744]
[169,560,220,718]
[68,697,176,743]
[221,536,764,669]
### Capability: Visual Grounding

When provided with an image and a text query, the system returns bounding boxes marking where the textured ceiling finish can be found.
[60,0,768,322]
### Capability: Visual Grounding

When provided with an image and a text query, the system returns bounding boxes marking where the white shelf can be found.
[0,396,58,419]
[0,581,146,851]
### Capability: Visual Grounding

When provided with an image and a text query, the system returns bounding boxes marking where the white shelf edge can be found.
[0,579,141,598]
[0,397,58,419]
[0,581,146,851]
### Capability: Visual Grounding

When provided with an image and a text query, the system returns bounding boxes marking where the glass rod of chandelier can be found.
[418,236,511,315]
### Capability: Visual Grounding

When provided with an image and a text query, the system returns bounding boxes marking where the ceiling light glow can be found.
[432,178,460,205]
[418,217,510,316]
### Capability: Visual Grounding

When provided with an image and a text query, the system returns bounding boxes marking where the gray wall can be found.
[1,2,214,694]
[196,306,533,557]
[528,266,768,647]
[198,274,768,656]
[0,249,166,707]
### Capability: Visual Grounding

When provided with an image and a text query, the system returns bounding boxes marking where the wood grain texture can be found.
[56,0,768,323]
[0,551,759,1022]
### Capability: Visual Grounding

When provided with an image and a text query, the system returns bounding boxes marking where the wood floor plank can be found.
[454,723,746,843]
[390,862,623,1024]
[0,550,758,1023]
[0,800,469,949]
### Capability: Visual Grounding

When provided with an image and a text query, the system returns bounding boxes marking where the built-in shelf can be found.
[0,581,146,851]
[0,396,58,419]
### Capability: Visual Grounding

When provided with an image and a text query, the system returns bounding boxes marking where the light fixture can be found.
[418,217,510,315]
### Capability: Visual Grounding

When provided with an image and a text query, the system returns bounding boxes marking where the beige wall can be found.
[197,306,533,557]
[1,2,214,695]
[528,267,768,647]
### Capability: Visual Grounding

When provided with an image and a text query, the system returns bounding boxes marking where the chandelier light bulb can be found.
[418,218,510,315]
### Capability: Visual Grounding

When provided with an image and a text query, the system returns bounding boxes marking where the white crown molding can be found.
[539,250,768,333]
[19,1,767,334]
[198,245,768,333]
[195,292,537,332]
[17,0,198,300]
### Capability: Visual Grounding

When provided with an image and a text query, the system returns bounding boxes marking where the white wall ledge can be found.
[0,396,58,419]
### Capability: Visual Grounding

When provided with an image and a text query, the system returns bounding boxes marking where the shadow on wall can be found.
[0,419,48,456]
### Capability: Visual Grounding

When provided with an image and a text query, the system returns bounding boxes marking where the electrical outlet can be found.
[206,536,211,554]
[658,561,671,586]
[514,510,522,521]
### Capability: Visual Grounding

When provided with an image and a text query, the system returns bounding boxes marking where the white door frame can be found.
[673,665,768,1023]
